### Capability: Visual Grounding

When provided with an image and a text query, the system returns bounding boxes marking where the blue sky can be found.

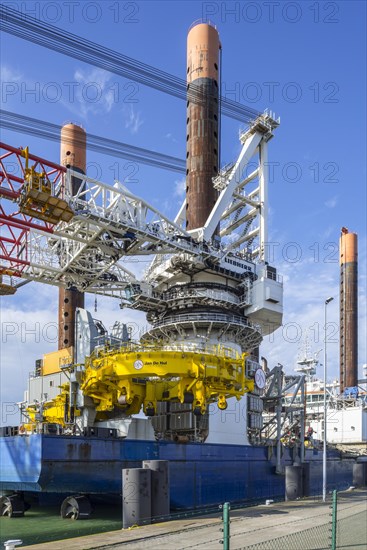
[0,0,366,418]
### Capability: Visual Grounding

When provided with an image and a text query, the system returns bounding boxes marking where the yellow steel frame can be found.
[18,147,74,224]
[26,345,254,427]
[26,384,80,429]
[81,345,254,416]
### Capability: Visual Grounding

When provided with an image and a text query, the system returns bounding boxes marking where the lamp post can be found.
[323,296,334,502]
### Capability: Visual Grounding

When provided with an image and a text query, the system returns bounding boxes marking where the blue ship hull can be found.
[0,435,355,509]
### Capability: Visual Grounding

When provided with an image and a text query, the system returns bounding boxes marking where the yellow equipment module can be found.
[81,344,254,416]
[0,271,17,296]
[26,344,255,428]
[25,384,80,430]
[18,146,74,224]
[42,347,73,375]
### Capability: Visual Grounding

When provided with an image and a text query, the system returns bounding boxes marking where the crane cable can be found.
[0,109,186,173]
[0,5,261,123]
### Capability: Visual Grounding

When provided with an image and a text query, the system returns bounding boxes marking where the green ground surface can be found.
[0,503,122,547]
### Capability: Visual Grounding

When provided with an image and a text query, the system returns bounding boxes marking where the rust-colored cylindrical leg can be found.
[58,124,86,353]
[186,23,220,231]
[339,228,358,392]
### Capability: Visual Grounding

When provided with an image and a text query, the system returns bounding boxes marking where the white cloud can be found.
[324,196,338,208]
[0,66,23,108]
[320,225,336,240]
[165,133,177,143]
[61,67,117,119]
[123,104,144,134]
[174,177,186,197]
[0,65,22,82]
[0,287,58,418]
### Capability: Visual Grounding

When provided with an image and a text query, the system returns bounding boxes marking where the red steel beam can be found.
[0,142,67,173]
[0,213,54,232]
[0,142,60,277]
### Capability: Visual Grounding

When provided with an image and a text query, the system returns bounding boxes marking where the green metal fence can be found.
[239,521,330,550]
[336,510,367,549]
[236,491,367,550]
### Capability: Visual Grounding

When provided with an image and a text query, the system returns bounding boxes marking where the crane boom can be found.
[1,111,279,297]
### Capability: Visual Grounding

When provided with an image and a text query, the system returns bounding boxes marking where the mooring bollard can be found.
[285,464,303,500]
[353,461,367,487]
[142,460,170,520]
[122,468,151,529]
[4,541,23,550]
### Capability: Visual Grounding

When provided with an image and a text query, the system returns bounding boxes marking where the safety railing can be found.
[151,311,261,331]
[89,340,244,363]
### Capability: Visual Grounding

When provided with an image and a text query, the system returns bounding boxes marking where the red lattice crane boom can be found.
[0,142,66,283]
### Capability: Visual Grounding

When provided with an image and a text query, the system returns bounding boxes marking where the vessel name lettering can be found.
[223,258,251,270]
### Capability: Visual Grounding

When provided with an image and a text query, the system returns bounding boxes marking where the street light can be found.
[323,296,334,502]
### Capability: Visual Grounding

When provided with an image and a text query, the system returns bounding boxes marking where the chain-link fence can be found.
[238,492,367,550]
[240,522,331,550]
[336,510,367,549]
[8,490,365,549]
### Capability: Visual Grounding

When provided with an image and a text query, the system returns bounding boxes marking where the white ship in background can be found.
[284,339,367,453]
